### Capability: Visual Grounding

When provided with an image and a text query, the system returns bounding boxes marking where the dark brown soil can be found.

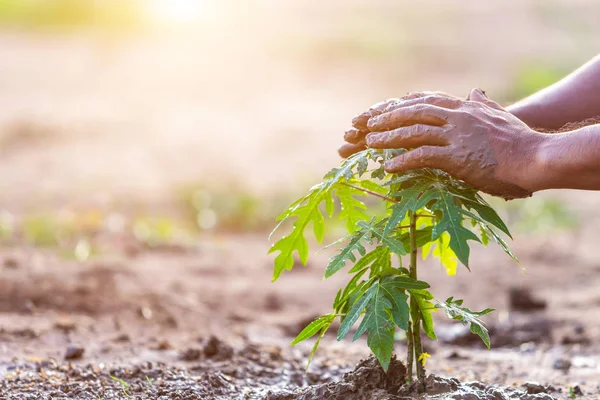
[534,115,600,133]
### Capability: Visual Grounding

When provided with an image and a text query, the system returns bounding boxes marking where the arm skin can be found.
[507,55,600,130]
[339,88,600,199]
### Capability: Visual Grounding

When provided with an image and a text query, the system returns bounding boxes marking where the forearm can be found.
[507,55,600,130]
[527,125,600,191]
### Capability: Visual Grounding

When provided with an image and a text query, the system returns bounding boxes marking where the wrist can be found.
[521,131,559,192]
[496,128,553,193]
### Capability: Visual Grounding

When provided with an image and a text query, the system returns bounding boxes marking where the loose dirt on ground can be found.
[1,225,600,399]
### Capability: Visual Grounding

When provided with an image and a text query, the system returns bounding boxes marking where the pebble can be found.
[64,344,85,360]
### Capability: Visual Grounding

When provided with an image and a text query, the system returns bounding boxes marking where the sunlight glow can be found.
[146,0,207,24]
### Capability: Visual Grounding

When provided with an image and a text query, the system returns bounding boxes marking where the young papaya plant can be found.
[269,148,518,387]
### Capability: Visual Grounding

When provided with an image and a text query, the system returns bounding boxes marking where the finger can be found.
[382,95,461,114]
[338,141,367,158]
[466,88,503,111]
[384,146,455,174]
[344,127,367,144]
[352,98,399,129]
[402,91,454,100]
[366,125,449,149]
[367,104,453,132]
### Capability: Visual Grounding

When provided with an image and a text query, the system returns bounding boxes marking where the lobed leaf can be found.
[410,289,438,340]
[324,223,372,278]
[337,275,428,370]
[436,297,494,349]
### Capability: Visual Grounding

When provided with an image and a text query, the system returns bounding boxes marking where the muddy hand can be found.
[365,89,540,200]
[339,92,457,158]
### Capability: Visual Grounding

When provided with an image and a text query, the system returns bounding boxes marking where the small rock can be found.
[3,257,19,269]
[552,358,572,372]
[112,333,130,343]
[151,338,171,350]
[425,375,460,395]
[203,335,234,360]
[179,348,202,361]
[138,306,153,320]
[509,287,546,312]
[23,299,35,314]
[523,382,547,394]
[447,351,470,360]
[64,344,85,360]
[264,293,283,311]
[523,394,556,400]
[54,318,77,333]
[40,359,58,370]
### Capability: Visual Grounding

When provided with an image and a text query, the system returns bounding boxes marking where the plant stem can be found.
[408,211,426,388]
[406,322,414,384]
[341,183,398,204]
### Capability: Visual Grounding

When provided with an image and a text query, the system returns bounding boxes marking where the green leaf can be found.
[357,219,406,257]
[325,223,373,278]
[482,224,519,263]
[291,314,336,368]
[436,297,494,349]
[338,275,428,371]
[458,191,513,238]
[431,232,459,276]
[269,185,329,281]
[410,289,437,340]
[385,181,432,235]
[337,286,375,340]
[379,277,410,331]
[430,190,480,268]
[291,314,336,345]
[351,285,395,371]
[400,226,434,249]
[348,246,387,274]
[334,183,369,233]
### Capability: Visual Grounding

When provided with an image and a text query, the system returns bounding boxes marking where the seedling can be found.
[269,148,518,387]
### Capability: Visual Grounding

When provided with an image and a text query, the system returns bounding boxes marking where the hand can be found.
[339,92,456,158]
[343,89,546,199]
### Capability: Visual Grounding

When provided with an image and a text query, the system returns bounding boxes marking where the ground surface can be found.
[1,221,600,399]
[1,1,600,398]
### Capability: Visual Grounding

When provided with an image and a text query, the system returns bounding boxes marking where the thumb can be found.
[467,88,504,111]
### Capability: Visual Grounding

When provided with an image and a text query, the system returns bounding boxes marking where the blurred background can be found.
[0,0,598,242]
[1,0,600,390]
[0,0,598,236]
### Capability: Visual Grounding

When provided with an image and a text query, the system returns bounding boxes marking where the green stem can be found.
[406,322,414,384]
[408,211,425,388]
[341,182,399,203]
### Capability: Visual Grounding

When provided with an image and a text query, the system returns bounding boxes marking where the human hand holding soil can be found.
[340,66,600,199]
[341,89,540,199]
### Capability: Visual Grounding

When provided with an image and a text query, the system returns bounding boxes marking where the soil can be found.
[534,116,600,133]
[1,225,600,399]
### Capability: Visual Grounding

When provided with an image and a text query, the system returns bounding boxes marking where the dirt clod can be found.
[179,348,202,361]
[523,382,549,394]
[3,257,19,269]
[53,318,77,333]
[279,356,406,400]
[552,358,572,372]
[203,335,234,360]
[151,338,171,350]
[64,344,85,360]
[509,287,547,312]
